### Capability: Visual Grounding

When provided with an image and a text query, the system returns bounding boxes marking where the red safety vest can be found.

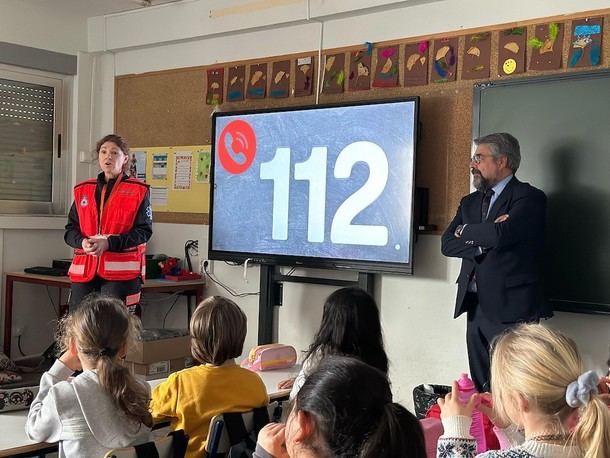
[68,177,148,283]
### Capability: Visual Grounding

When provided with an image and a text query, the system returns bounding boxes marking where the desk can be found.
[0,366,299,458]
[3,272,205,356]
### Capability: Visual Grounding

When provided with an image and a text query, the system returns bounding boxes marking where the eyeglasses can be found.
[470,153,494,164]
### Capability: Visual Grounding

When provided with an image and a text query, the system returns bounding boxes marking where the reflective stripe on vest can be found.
[104,261,141,271]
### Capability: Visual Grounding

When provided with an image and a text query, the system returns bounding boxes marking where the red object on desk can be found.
[164,272,202,281]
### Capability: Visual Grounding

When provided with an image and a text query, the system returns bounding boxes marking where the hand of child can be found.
[477,392,510,429]
[597,376,610,394]
[437,380,479,419]
[257,423,289,458]
[277,377,295,390]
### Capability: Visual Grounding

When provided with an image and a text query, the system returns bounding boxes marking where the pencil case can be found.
[242,344,297,371]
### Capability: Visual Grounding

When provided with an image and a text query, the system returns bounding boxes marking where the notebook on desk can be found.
[23,266,68,276]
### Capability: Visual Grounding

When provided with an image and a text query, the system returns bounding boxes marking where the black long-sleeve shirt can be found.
[64,173,153,252]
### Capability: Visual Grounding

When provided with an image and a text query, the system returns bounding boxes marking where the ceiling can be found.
[16,0,185,18]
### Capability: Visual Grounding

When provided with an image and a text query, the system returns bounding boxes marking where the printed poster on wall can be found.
[152,153,168,180]
[130,151,147,181]
[173,152,193,191]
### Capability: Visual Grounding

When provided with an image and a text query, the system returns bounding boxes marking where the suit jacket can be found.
[441,176,549,323]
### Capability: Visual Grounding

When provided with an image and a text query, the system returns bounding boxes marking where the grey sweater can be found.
[26,360,151,458]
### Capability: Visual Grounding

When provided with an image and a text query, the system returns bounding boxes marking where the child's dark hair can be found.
[304,287,388,374]
[190,296,247,365]
[58,294,152,427]
[295,356,426,458]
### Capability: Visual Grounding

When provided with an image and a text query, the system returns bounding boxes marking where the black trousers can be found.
[69,276,142,314]
[464,292,513,393]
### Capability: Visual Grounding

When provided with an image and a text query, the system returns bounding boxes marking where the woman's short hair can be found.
[190,296,247,365]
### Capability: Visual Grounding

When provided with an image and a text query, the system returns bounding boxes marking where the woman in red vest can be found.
[64,134,152,313]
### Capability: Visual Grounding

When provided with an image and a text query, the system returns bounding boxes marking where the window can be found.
[0,66,67,215]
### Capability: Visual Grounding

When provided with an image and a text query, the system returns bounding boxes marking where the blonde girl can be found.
[437,323,610,458]
[26,294,152,457]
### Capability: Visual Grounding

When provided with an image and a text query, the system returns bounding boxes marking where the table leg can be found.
[3,276,14,356]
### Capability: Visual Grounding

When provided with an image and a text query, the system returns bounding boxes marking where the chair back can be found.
[205,402,280,457]
[105,430,188,458]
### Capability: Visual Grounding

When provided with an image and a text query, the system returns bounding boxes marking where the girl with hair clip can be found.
[256,356,426,458]
[26,294,152,458]
[282,287,388,398]
[436,323,610,458]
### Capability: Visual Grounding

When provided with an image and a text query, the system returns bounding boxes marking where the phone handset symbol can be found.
[225,132,248,165]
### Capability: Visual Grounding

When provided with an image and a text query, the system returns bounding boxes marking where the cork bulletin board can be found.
[115,9,610,230]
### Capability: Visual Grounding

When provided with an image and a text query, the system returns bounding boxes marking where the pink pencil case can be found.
[242,344,297,371]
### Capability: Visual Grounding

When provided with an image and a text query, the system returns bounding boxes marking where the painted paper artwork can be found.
[373,45,399,87]
[498,27,526,76]
[403,41,428,87]
[348,49,371,91]
[529,22,564,70]
[247,63,267,99]
[227,65,245,102]
[270,60,290,98]
[322,53,345,94]
[206,68,224,105]
[568,17,603,68]
[431,37,458,83]
[462,32,491,80]
[295,56,314,97]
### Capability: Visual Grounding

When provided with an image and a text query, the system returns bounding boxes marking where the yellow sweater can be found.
[150,363,268,458]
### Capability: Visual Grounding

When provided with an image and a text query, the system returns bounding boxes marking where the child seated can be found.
[256,356,426,458]
[26,294,152,458]
[437,323,610,457]
[284,287,388,398]
[150,296,268,458]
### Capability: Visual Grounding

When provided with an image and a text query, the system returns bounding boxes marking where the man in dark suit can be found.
[442,132,549,391]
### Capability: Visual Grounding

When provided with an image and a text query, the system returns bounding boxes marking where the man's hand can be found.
[257,423,289,458]
[494,214,509,223]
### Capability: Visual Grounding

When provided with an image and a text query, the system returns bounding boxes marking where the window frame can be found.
[0,64,69,216]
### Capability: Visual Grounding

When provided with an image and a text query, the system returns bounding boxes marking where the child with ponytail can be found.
[256,356,426,458]
[26,294,152,457]
[437,323,610,458]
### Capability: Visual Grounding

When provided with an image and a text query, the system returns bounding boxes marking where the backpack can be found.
[225,405,272,458]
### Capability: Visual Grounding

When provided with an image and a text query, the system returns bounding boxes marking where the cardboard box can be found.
[126,356,194,381]
[126,335,191,365]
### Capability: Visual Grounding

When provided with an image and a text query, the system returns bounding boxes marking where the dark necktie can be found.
[481,189,494,222]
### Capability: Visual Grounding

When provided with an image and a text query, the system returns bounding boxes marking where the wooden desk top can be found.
[5,271,205,289]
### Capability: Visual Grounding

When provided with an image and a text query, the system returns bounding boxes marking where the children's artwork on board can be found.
[373,45,399,87]
[403,41,428,87]
[498,27,526,76]
[227,65,245,102]
[322,53,345,94]
[295,56,314,97]
[431,37,458,83]
[462,32,491,80]
[348,49,371,91]
[206,68,224,105]
[568,17,603,68]
[529,22,564,70]
[247,63,267,99]
[270,60,290,98]
[196,147,211,183]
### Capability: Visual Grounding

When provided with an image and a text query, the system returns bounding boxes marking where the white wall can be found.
[1,0,609,412]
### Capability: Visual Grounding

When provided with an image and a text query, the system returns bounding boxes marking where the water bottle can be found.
[457,373,487,453]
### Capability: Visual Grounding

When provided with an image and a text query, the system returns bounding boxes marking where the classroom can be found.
[1,0,610,456]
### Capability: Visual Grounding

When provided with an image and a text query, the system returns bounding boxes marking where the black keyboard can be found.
[24,266,68,276]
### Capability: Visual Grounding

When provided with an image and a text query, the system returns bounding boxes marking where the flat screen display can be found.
[209,98,418,274]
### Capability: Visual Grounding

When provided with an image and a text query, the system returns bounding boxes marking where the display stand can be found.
[258,264,375,344]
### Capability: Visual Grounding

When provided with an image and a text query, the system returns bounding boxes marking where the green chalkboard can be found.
[473,70,610,315]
